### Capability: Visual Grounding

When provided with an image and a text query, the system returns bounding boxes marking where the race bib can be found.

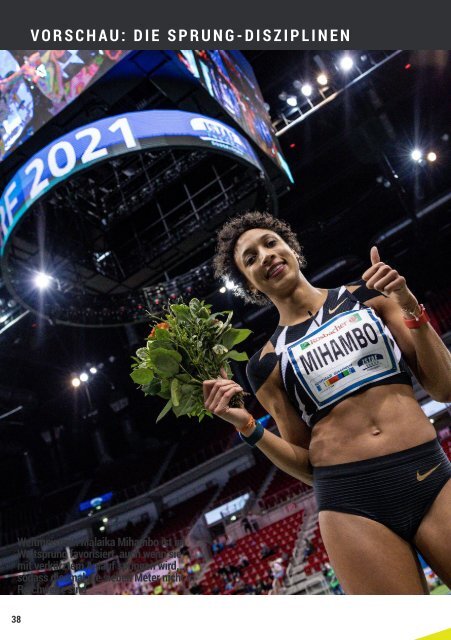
[287,308,399,408]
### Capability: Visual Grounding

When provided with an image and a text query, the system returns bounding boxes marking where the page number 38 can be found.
[11,615,21,623]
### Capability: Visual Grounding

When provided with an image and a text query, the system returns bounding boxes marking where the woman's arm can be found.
[203,371,313,486]
[362,247,451,402]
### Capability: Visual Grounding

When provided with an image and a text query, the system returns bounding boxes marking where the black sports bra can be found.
[246,281,412,428]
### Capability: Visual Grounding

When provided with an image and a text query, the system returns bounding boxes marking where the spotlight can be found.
[99,525,105,532]
[102,517,108,523]
[89,367,98,374]
[219,286,226,294]
[339,55,353,71]
[316,73,328,86]
[426,151,437,162]
[34,272,52,289]
[225,279,235,290]
[411,149,422,162]
[301,84,313,97]
[429,418,435,424]
[286,96,298,107]
[80,373,89,382]
[72,378,81,388]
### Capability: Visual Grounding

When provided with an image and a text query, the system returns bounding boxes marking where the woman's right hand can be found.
[203,369,254,434]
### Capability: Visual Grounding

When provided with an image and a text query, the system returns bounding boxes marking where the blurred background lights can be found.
[79,373,89,382]
[301,84,313,97]
[427,151,437,162]
[71,378,81,388]
[34,272,52,289]
[286,96,298,107]
[316,73,328,86]
[339,55,354,71]
[225,279,235,290]
[411,149,422,162]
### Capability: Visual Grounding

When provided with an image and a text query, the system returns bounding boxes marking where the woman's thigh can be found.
[319,511,428,594]
[414,478,451,588]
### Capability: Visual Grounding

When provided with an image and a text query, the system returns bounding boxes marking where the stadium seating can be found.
[200,510,304,594]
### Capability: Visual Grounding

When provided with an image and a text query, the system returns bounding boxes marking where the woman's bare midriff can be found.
[309,384,437,467]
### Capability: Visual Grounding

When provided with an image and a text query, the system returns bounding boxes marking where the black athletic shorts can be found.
[313,438,451,541]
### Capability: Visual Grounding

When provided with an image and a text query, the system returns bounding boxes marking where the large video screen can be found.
[176,50,293,181]
[0,50,128,162]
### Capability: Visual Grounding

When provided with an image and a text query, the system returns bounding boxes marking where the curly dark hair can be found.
[213,211,306,306]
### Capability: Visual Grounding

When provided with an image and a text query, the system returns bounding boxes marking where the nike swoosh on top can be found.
[328,300,347,314]
[416,463,442,482]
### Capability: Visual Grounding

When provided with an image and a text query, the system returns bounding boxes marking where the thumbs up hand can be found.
[362,246,417,311]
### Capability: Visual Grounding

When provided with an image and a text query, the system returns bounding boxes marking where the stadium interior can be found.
[0,49,450,595]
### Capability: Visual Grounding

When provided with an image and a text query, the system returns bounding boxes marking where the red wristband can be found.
[403,304,430,329]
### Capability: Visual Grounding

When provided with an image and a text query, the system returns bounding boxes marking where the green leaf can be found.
[150,349,182,378]
[154,327,170,340]
[173,395,196,417]
[130,368,154,385]
[189,298,201,315]
[222,328,252,350]
[136,347,148,361]
[148,339,173,351]
[176,373,192,383]
[157,378,171,400]
[226,350,249,362]
[180,383,198,395]
[170,304,191,319]
[142,379,160,396]
[156,399,173,422]
[171,378,180,407]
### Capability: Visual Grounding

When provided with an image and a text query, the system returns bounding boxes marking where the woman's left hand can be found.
[362,247,418,313]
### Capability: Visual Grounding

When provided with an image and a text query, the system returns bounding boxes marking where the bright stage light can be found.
[301,84,313,97]
[72,378,81,388]
[80,373,89,382]
[219,286,226,294]
[339,55,354,71]
[34,272,52,289]
[317,73,328,86]
[286,96,298,107]
[427,151,437,162]
[225,279,235,290]
[89,367,98,374]
[411,149,422,162]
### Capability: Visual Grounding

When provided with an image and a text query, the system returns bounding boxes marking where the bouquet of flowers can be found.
[130,298,251,422]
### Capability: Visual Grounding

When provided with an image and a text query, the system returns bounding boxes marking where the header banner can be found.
[0,0,448,49]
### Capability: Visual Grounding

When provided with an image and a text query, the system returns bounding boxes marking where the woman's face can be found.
[234,228,300,299]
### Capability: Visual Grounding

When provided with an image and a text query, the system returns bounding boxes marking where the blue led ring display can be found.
[0,110,265,257]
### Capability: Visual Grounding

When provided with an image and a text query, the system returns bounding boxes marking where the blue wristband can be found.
[239,421,264,447]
